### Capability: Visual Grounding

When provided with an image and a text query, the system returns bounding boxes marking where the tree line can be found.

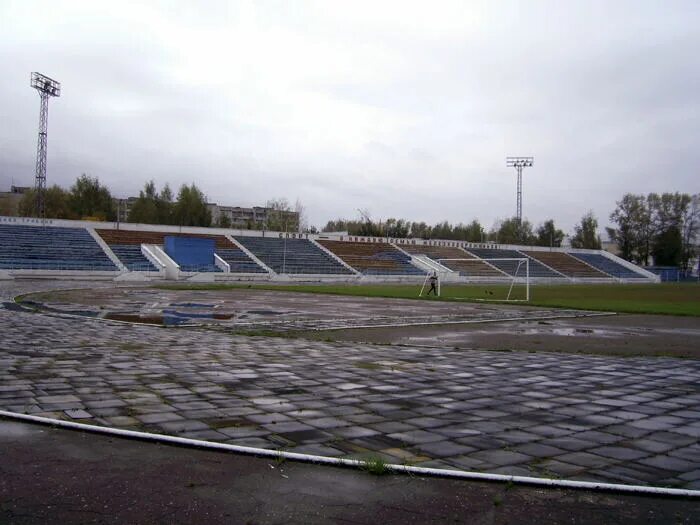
[321,214,596,249]
[18,178,699,268]
[607,193,699,269]
[17,176,304,230]
[322,191,699,269]
[18,175,213,226]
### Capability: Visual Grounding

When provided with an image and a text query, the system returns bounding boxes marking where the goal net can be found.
[422,257,530,302]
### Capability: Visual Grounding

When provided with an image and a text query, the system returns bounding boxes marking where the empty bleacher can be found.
[568,252,647,279]
[0,224,117,271]
[521,251,610,279]
[215,249,267,273]
[317,240,425,275]
[465,247,564,278]
[234,237,353,274]
[109,244,158,271]
[96,230,264,273]
[402,244,506,277]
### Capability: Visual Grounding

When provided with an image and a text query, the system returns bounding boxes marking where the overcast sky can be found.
[1,1,698,234]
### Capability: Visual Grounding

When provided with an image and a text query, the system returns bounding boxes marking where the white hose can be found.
[1,410,697,498]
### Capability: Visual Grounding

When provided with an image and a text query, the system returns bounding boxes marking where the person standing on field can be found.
[427,271,438,296]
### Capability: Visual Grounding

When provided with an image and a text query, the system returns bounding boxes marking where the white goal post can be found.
[426,257,530,302]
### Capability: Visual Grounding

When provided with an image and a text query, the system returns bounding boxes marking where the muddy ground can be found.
[321,314,700,359]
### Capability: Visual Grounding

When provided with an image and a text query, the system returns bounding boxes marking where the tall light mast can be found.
[30,72,61,218]
[506,156,533,224]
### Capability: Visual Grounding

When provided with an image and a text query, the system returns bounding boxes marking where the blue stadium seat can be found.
[466,247,563,278]
[216,249,267,273]
[234,237,353,274]
[109,244,158,271]
[317,240,426,275]
[0,225,117,271]
[569,253,647,279]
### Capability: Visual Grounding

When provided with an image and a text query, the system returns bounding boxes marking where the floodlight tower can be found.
[30,72,61,218]
[506,156,533,224]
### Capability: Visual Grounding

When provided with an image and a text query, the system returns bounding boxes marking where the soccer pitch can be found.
[157,282,700,317]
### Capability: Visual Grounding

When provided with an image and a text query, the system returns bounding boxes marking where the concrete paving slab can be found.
[1,280,699,489]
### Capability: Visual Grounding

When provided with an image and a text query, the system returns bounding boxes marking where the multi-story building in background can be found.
[109,195,299,231]
[207,203,299,231]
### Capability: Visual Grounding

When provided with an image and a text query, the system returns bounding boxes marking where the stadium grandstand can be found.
[0,223,117,271]
[233,236,352,275]
[0,217,656,282]
[97,229,264,274]
[316,239,425,276]
[465,247,565,279]
[401,244,506,278]
[520,250,610,279]
[569,252,650,279]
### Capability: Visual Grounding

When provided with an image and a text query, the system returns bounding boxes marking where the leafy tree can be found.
[535,219,564,247]
[157,184,174,224]
[173,183,211,227]
[18,185,73,219]
[294,198,308,233]
[384,218,410,238]
[128,181,175,225]
[47,185,73,219]
[356,219,381,237]
[680,194,700,271]
[610,192,696,266]
[0,196,12,216]
[322,219,349,233]
[651,225,682,266]
[493,217,534,245]
[571,211,601,249]
[264,198,298,232]
[128,181,159,224]
[217,214,232,228]
[431,221,453,240]
[608,193,646,262]
[68,174,115,221]
[649,192,691,267]
[409,221,431,239]
[461,220,485,242]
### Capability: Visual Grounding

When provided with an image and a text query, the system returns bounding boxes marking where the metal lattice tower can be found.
[506,156,533,223]
[30,72,61,218]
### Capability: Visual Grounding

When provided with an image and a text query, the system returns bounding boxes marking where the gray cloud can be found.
[1,0,698,234]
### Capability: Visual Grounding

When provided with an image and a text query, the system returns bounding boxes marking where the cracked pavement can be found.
[1,280,699,489]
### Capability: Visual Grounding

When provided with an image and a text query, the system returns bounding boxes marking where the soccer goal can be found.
[430,257,531,302]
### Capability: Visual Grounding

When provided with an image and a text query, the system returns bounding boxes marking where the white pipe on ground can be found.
[1,410,697,498]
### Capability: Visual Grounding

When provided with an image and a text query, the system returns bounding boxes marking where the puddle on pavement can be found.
[171,302,216,308]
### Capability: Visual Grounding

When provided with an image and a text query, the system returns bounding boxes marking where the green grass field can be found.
[156,282,700,316]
